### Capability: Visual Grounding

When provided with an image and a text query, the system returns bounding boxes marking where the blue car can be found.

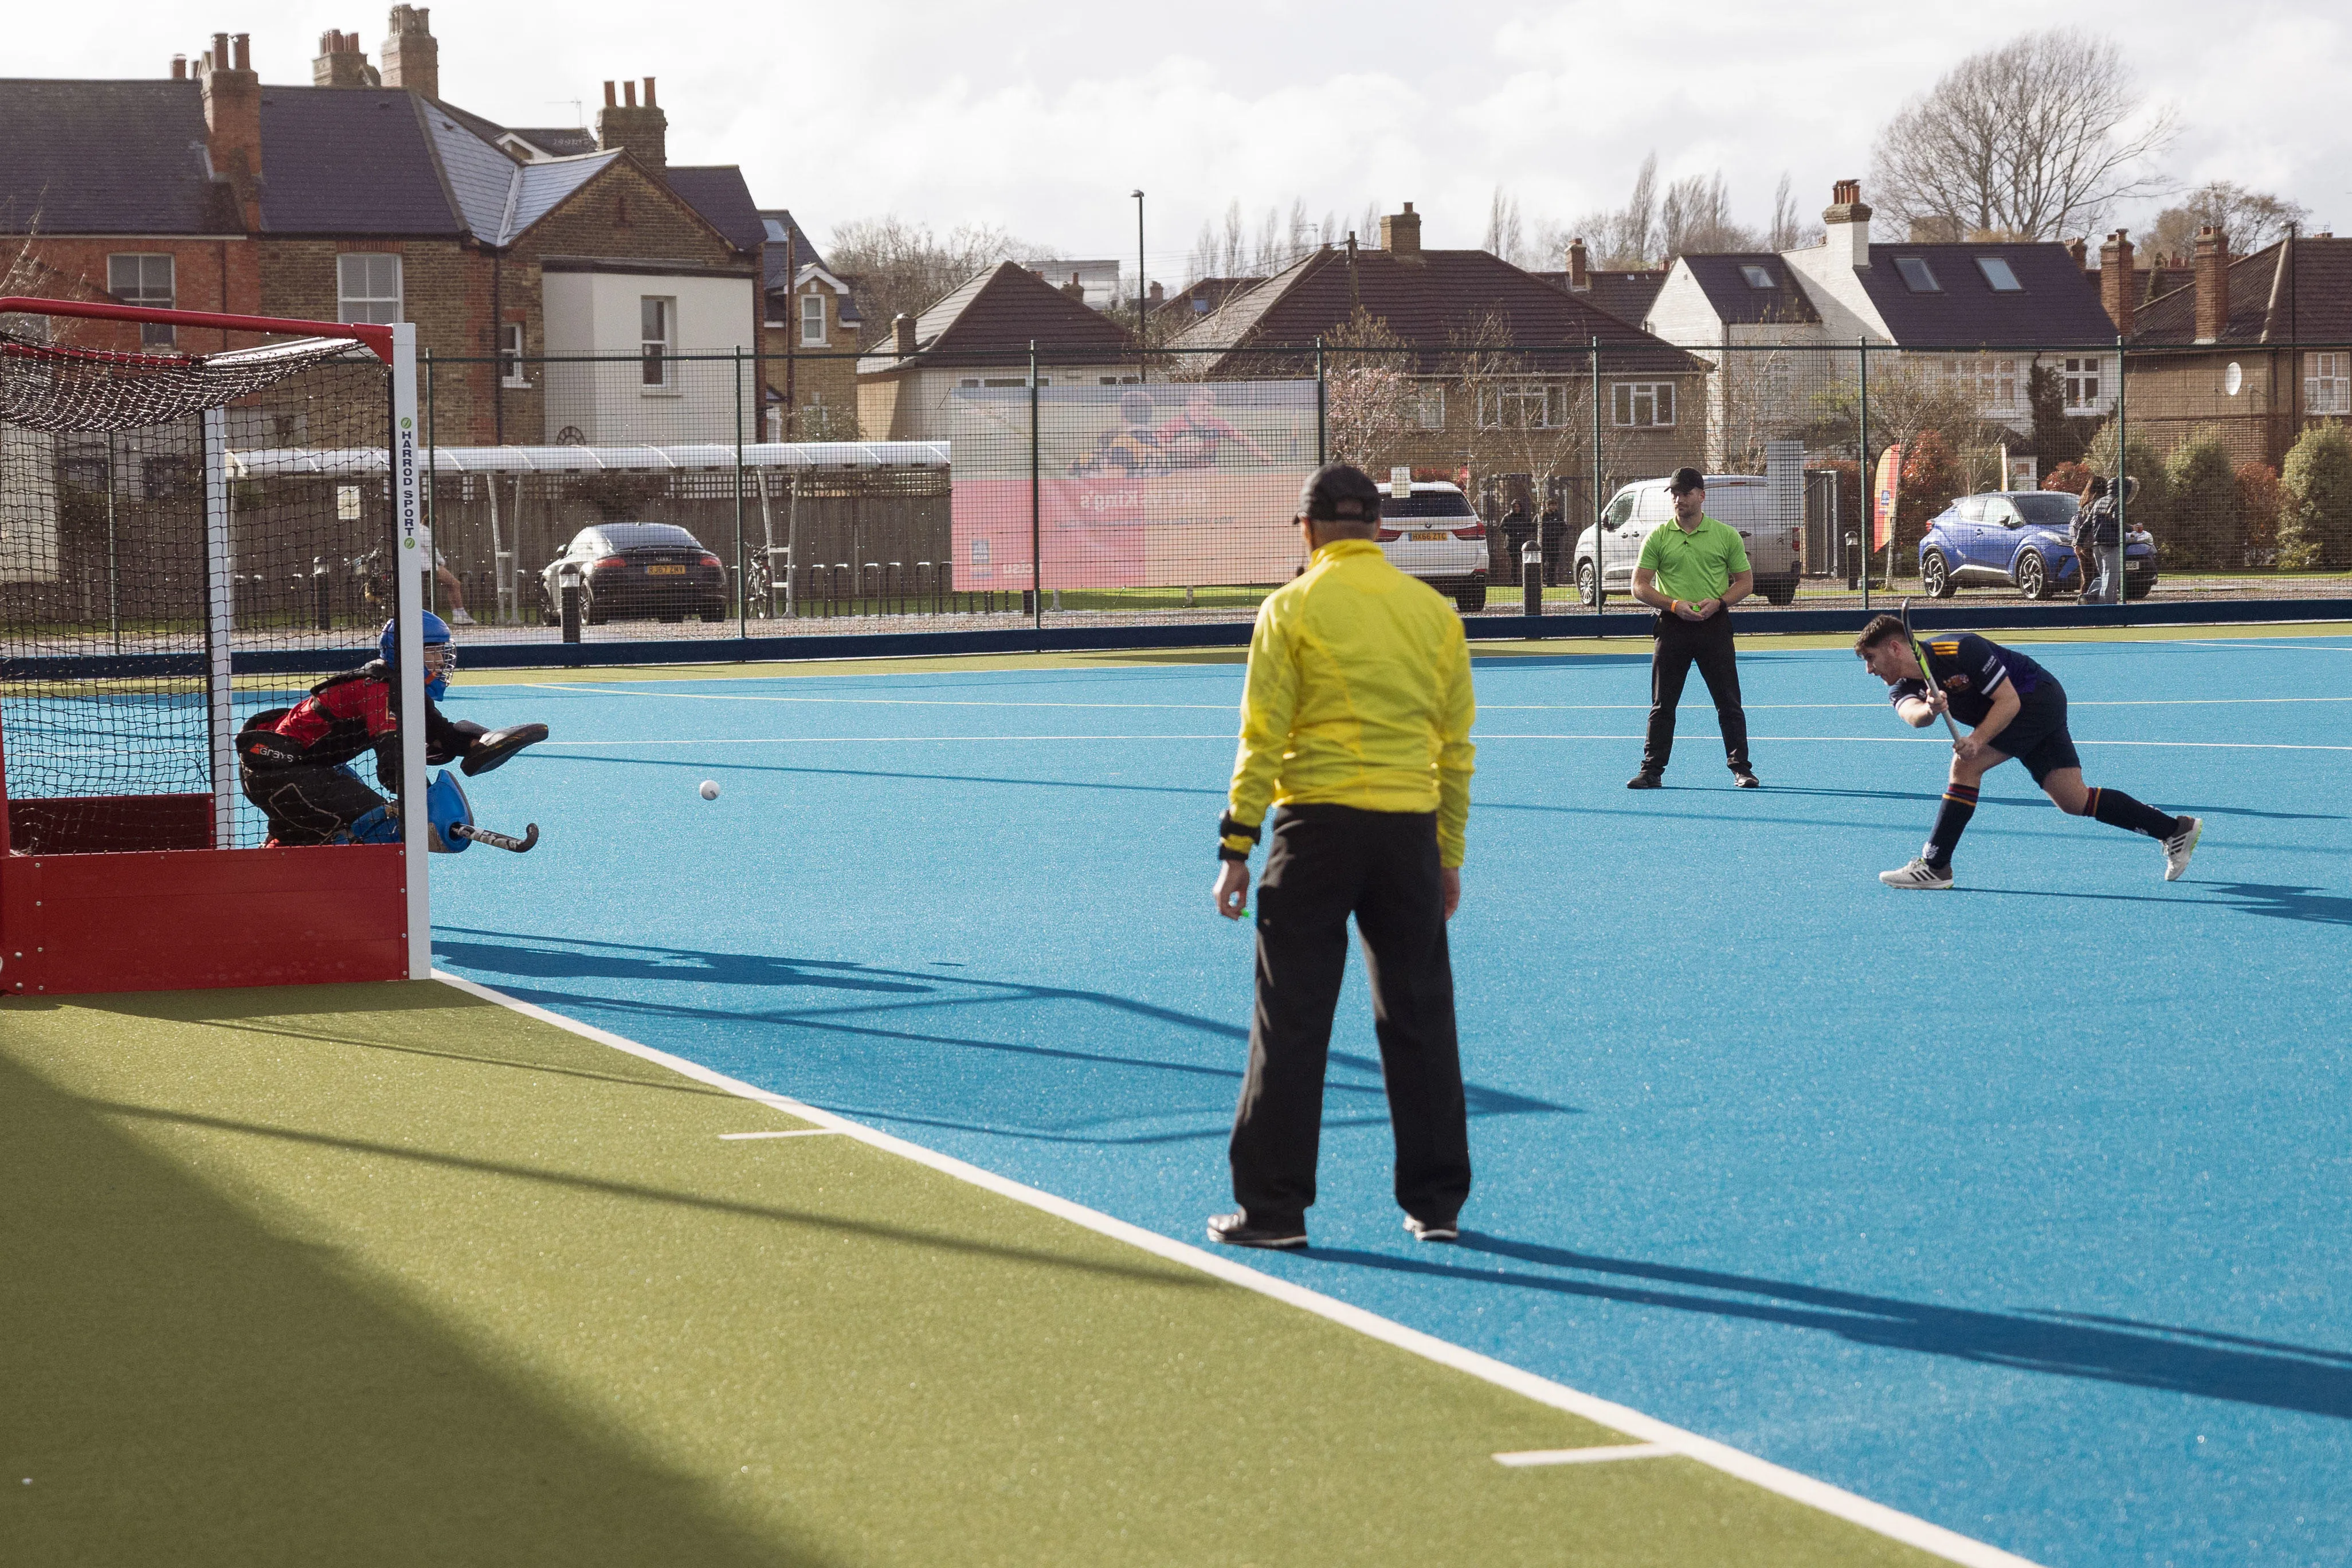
[1917,491,2158,600]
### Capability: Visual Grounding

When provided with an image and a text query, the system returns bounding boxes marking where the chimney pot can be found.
[892,313,917,356]
[603,80,617,107]
[232,33,250,70]
[623,80,636,107]
[642,76,656,107]
[211,33,229,70]
[1567,237,1590,291]
[1822,178,1873,269]
[171,54,187,79]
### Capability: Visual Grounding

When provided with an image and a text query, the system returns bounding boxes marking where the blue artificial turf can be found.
[432,635,2352,1568]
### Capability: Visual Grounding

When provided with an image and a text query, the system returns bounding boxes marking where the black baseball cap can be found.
[1667,467,1706,495]
[1297,462,1385,523]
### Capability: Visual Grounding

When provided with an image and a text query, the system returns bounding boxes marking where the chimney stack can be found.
[198,29,263,232]
[2193,225,2231,343]
[2064,237,2087,272]
[1822,179,1872,269]
[1567,237,1590,292]
[1379,201,1422,260]
[381,5,438,100]
[1061,272,1085,303]
[892,313,917,356]
[2098,229,2135,335]
[595,75,668,171]
[313,29,378,87]
[171,54,186,79]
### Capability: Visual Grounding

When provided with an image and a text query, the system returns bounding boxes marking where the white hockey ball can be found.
[699,780,720,801]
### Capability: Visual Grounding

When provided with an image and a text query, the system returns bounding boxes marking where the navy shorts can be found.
[1986,681,2079,784]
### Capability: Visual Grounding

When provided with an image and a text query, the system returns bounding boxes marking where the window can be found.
[1894,256,1940,292]
[107,254,175,346]
[1610,381,1675,428]
[1096,375,1141,385]
[2063,356,2103,411]
[1413,384,1446,430]
[961,377,1051,389]
[799,290,826,347]
[1943,356,2021,412]
[1477,383,1570,430]
[499,322,528,387]
[1739,264,1774,289]
[2306,352,2351,415]
[640,296,674,389]
[1975,256,2022,292]
[336,253,402,324]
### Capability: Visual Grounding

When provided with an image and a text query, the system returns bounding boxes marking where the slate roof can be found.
[1170,248,1703,374]
[1530,268,1670,328]
[1663,253,1820,327]
[857,260,1133,375]
[1855,242,2113,346]
[2133,236,2352,345]
[0,80,238,234]
[666,166,764,253]
[505,126,598,158]
[1154,276,1261,325]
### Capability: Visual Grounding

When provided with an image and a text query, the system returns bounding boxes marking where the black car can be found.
[540,523,730,624]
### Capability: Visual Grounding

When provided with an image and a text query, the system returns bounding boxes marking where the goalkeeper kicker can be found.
[236,611,547,852]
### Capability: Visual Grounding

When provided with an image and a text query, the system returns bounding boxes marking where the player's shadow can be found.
[1962,881,2352,926]
[1309,1233,2352,1420]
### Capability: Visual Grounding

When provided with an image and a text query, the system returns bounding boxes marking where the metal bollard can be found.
[1522,540,1543,621]
[313,558,333,631]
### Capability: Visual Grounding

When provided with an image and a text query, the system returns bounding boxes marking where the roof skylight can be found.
[1740,264,1774,289]
[1895,256,1941,292]
[1975,256,2023,291]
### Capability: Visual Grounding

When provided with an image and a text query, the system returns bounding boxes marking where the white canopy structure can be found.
[225,440,948,479]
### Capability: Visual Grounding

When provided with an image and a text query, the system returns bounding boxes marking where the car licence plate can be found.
[646,564,688,575]
[1409,530,1448,541]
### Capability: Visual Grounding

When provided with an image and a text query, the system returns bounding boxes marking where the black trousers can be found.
[240,761,384,845]
[1229,804,1472,1229]
[1644,610,1750,773]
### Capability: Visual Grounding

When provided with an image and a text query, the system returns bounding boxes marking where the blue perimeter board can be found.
[430,636,2352,1568]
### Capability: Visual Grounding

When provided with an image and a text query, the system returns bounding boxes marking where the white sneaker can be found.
[2162,816,2202,881]
[1879,857,1954,889]
[450,608,476,625]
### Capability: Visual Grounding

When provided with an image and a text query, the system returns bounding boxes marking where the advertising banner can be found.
[1871,442,1903,552]
[950,381,1319,593]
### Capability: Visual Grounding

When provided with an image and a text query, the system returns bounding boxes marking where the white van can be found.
[1572,473,1803,606]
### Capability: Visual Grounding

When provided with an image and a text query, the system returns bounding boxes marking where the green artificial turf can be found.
[1,982,1954,1566]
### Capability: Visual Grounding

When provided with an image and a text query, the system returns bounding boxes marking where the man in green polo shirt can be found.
[1628,468,1757,789]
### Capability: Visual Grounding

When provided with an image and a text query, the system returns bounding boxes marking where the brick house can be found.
[2125,229,2352,468]
[856,262,1136,441]
[1167,203,1708,508]
[756,209,863,440]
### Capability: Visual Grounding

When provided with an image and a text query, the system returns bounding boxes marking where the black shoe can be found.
[1404,1216,1459,1242]
[1626,770,1663,790]
[1731,768,1760,789]
[1208,1210,1306,1249]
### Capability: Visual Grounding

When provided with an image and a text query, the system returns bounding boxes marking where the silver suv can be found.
[1573,473,1804,606]
[1376,481,1490,613]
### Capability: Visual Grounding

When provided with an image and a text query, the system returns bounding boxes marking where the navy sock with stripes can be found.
[2087,786,2181,840]
[1924,782,1978,870]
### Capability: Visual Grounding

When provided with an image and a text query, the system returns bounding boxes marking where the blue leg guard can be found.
[346,802,401,844]
[426,769,473,853]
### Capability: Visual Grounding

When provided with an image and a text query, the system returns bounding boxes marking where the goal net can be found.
[0,298,427,991]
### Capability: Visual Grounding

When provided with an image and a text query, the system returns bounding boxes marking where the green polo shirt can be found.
[1636,515,1750,602]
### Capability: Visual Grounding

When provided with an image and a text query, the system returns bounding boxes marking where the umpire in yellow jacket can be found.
[1208,463,1477,1249]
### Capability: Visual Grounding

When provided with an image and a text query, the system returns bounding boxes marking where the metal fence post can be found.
[1315,336,1327,467]
[423,350,436,617]
[1030,338,1042,630]
[1857,337,1870,611]
[734,344,747,642]
[2114,333,2127,621]
[1590,336,1604,635]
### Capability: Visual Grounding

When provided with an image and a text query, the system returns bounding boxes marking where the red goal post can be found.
[0,297,429,994]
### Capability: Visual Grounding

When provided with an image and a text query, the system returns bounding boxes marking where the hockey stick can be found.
[451,821,539,853]
[1899,598,1962,743]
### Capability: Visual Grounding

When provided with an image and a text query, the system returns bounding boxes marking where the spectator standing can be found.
[1209,463,1477,1250]
[1628,468,1758,789]
[2071,475,2107,599]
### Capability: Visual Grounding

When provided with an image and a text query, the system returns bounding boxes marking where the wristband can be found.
[1217,812,1261,864]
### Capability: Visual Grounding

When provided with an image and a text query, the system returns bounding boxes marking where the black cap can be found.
[1668,467,1706,495]
[1298,462,1385,523]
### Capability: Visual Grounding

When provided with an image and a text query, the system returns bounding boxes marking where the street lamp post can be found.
[1131,188,1146,381]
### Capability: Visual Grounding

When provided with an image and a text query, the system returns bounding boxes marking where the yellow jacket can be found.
[1226,538,1476,865]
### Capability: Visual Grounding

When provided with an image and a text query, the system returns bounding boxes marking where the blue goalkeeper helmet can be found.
[381,611,454,700]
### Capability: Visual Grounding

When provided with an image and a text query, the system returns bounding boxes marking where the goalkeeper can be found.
[236,612,543,846]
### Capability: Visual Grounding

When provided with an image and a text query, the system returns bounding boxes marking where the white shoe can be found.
[450,608,476,625]
[2162,816,2202,881]
[1879,857,1954,889]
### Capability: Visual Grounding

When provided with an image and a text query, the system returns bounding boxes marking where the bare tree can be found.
[828,215,1060,349]
[1868,29,2175,240]
[1766,173,1820,252]
[2150,182,2309,257]
[1570,153,1660,269]
[1483,189,1528,268]
[1659,172,1759,260]
[1322,309,1418,472]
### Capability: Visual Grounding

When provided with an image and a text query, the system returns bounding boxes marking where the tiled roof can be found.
[258,88,465,235]
[1855,242,2113,346]
[1171,247,1703,374]
[1530,268,1671,328]
[1665,254,1820,326]
[507,154,622,238]
[757,209,826,284]
[1154,276,1262,324]
[2133,237,2352,345]
[505,126,598,158]
[0,79,239,234]
[666,166,765,253]
[857,260,1133,375]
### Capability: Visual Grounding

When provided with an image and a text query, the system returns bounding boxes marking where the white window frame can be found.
[500,322,530,387]
[1477,382,1570,430]
[1413,383,1446,430]
[799,289,826,347]
[640,296,676,392]
[2062,356,2103,413]
[2305,351,2351,416]
[1945,355,2020,414]
[336,252,402,325]
[1610,381,1675,428]
[107,253,176,346]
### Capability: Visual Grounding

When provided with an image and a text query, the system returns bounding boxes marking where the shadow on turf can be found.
[1963,880,2352,926]
[1306,1233,2352,1420]
[0,1050,839,1567]
[433,928,1575,1140]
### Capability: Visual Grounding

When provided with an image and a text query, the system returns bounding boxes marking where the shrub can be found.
[2278,422,2352,570]
[2236,462,2283,565]
[2042,460,2093,497]
[2162,428,2242,569]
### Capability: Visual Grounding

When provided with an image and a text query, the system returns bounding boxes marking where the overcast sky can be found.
[28,1,2351,278]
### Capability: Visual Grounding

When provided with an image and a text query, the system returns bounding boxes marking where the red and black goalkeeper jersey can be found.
[237,661,472,790]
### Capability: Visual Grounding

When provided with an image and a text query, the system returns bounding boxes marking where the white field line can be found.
[1494,1444,1673,1468]
[432,969,2045,1568]
[718,1128,844,1140]
[540,733,2352,753]
[2175,640,2352,652]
